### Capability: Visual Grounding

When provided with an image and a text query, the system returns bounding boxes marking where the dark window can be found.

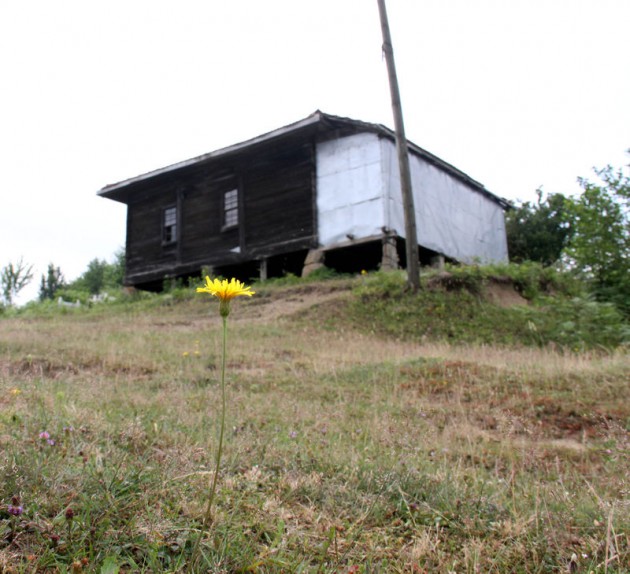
[163,206,177,244]
[223,189,238,228]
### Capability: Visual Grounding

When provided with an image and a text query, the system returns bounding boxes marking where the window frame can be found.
[221,188,239,230]
[162,205,178,245]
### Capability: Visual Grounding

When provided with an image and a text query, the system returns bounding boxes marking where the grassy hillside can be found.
[0,270,628,572]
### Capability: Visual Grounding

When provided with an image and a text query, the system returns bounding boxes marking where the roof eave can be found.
[98,111,325,199]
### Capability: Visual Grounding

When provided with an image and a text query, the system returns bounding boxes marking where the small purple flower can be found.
[47,439,56,446]
[63,426,75,433]
[39,431,50,440]
[289,431,298,439]
[7,505,23,516]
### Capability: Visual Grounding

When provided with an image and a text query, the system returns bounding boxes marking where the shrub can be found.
[516,296,630,351]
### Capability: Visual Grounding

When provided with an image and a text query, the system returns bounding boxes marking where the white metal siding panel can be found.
[381,139,508,263]
[316,133,386,246]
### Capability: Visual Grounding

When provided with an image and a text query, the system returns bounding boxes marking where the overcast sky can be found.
[2,0,629,304]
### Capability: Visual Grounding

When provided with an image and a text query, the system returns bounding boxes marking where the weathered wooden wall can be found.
[244,142,315,257]
[125,174,182,285]
[124,139,316,287]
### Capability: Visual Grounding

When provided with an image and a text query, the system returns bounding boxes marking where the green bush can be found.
[516,296,630,351]
[54,288,92,305]
[303,266,348,282]
[508,262,571,299]
[354,269,407,299]
[350,267,628,350]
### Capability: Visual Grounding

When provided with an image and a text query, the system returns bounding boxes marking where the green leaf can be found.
[100,556,120,574]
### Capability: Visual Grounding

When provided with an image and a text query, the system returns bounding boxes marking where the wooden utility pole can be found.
[377,0,420,291]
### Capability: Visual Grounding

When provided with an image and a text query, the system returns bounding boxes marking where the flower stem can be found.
[189,316,228,570]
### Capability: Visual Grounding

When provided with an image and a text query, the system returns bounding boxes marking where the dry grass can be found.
[0,286,628,573]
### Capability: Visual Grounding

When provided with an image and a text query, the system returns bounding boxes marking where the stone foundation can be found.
[301,249,325,277]
[381,235,399,270]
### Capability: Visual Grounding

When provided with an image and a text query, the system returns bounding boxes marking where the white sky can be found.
[2,0,629,304]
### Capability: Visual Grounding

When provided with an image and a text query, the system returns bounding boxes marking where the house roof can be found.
[98,110,511,209]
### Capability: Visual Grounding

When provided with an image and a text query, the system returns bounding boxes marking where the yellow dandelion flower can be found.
[10,388,22,396]
[196,277,255,317]
[182,351,190,357]
[196,277,255,301]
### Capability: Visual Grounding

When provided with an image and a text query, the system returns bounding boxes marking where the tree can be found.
[68,250,125,295]
[39,263,66,301]
[104,248,125,288]
[1,258,34,306]
[75,259,107,295]
[564,158,629,314]
[506,189,573,265]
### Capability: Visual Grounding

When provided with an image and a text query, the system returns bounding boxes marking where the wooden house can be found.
[98,111,510,290]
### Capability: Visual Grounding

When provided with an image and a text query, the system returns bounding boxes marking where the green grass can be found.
[0,270,628,572]
[346,268,629,350]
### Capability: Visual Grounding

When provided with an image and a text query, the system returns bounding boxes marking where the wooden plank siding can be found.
[243,142,315,257]
[123,140,316,287]
[125,175,183,285]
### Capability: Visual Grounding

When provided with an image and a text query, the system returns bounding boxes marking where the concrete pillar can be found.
[381,235,399,271]
[301,249,325,277]
[259,258,268,281]
[430,255,445,270]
